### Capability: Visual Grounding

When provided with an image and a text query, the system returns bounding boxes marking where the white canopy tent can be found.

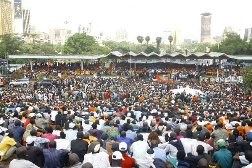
[170,86,205,96]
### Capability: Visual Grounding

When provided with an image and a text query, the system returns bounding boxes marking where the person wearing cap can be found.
[26,136,44,167]
[225,123,234,136]
[35,113,49,130]
[212,139,233,168]
[9,146,39,168]
[71,131,88,162]
[83,141,110,168]
[110,151,124,167]
[130,134,149,159]
[116,142,136,168]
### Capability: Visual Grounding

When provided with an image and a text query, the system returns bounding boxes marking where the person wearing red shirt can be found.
[118,142,136,168]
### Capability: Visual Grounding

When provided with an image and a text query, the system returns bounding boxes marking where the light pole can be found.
[168,35,173,53]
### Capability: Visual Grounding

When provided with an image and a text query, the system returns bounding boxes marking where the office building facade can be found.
[0,0,13,35]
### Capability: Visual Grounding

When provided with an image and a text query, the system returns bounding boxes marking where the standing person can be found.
[43,141,62,168]
[55,111,62,127]
[212,139,233,168]
[9,146,39,168]
[71,131,88,162]
[12,120,25,144]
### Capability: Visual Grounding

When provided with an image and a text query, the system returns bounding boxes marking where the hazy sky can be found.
[24,0,252,42]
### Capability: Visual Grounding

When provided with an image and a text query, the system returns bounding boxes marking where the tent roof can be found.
[8,52,252,61]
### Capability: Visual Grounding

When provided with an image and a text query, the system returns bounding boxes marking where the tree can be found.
[144,45,160,54]
[243,66,252,91]
[156,37,162,49]
[211,32,247,55]
[145,36,150,47]
[137,36,144,45]
[168,35,173,53]
[64,33,110,55]
[0,34,23,57]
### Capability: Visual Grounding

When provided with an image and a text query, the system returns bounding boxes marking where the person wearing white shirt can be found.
[83,142,110,168]
[64,123,77,141]
[159,142,178,158]
[9,146,39,168]
[191,139,213,156]
[180,138,198,155]
[130,134,149,159]
[55,132,71,151]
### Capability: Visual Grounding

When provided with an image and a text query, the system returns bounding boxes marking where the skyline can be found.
[23,0,252,42]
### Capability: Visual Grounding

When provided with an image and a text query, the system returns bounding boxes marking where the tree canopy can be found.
[64,33,110,55]
[243,66,252,90]
[211,32,252,55]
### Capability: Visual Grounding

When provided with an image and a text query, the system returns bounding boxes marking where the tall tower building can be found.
[22,9,30,34]
[0,0,13,35]
[14,0,23,34]
[244,28,252,42]
[201,13,212,43]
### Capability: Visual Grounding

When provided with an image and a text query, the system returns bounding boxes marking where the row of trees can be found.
[0,33,111,58]
[1,32,252,57]
[211,33,252,55]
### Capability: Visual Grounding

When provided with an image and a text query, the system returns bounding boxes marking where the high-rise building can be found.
[0,0,13,35]
[13,0,23,34]
[244,28,252,42]
[115,29,128,42]
[22,9,30,34]
[49,28,72,45]
[201,13,212,43]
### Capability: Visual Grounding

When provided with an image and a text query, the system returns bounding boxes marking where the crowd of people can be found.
[0,62,251,168]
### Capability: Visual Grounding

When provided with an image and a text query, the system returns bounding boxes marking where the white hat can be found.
[127,113,131,117]
[36,113,42,118]
[112,151,124,160]
[29,113,35,118]
[63,111,68,114]
[119,142,127,151]
[180,124,187,131]
[0,118,4,125]
[142,116,147,121]
[93,143,101,153]
[26,136,35,145]
[69,122,75,129]
[225,124,234,130]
